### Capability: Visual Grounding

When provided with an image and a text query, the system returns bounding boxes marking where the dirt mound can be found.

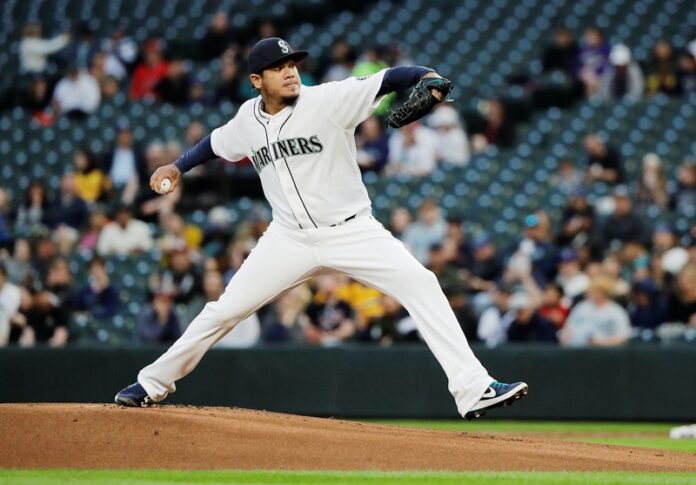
[1,404,694,472]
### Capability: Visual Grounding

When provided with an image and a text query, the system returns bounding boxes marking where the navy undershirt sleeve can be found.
[174,134,216,173]
[377,66,434,97]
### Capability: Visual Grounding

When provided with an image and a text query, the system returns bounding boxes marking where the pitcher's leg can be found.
[138,226,318,401]
[325,220,492,416]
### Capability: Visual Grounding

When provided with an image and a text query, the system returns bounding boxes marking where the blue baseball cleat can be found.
[465,381,528,419]
[114,382,153,407]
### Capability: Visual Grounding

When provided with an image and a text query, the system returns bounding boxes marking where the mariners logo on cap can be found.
[278,40,290,54]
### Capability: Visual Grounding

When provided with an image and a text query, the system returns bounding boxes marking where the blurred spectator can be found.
[261,284,311,343]
[645,40,679,96]
[575,26,610,96]
[427,105,469,166]
[101,28,138,81]
[402,199,446,264]
[63,22,98,70]
[52,66,101,119]
[136,290,181,344]
[627,279,664,330]
[444,285,479,342]
[556,248,589,303]
[15,181,49,236]
[28,238,56,285]
[552,160,584,196]
[428,241,467,297]
[584,133,623,184]
[19,24,70,74]
[506,213,556,286]
[464,232,503,293]
[333,276,384,334]
[21,76,52,114]
[321,39,357,82]
[653,223,678,256]
[356,116,389,174]
[538,282,570,329]
[215,56,244,104]
[598,44,644,102]
[4,238,36,286]
[304,274,356,345]
[352,45,392,115]
[149,247,201,305]
[506,292,557,343]
[669,160,696,216]
[89,52,109,89]
[100,76,121,100]
[199,12,238,61]
[542,27,579,75]
[102,124,146,206]
[602,186,649,247]
[155,59,191,105]
[676,50,696,94]
[477,283,514,347]
[556,188,601,254]
[158,213,203,262]
[560,276,631,347]
[636,153,668,209]
[130,40,169,100]
[387,122,438,177]
[362,295,416,344]
[25,258,72,347]
[0,189,9,247]
[74,149,109,204]
[73,256,120,319]
[44,173,89,231]
[97,205,153,256]
[664,263,696,326]
[470,99,516,151]
[78,207,108,253]
[256,19,280,40]
[388,207,412,240]
[0,264,23,346]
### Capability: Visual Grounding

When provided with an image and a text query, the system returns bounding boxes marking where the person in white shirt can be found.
[0,265,22,346]
[97,205,153,256]
[387,121,439,177]
[52,67,101,118]
[560,275,631,347]
[19,24,70,74]
[427,105,470,166]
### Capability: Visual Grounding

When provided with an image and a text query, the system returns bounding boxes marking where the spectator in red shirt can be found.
[130,40,169,100]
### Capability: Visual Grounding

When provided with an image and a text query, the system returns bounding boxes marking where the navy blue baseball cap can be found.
[248,37,309,74]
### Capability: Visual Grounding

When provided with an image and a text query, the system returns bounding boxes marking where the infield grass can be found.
[2,470,696,485]
[376,420,696,453]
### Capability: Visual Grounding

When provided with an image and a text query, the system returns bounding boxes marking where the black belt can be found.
[330,213,357,227]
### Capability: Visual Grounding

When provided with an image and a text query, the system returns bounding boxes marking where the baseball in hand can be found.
[159,178,172,194]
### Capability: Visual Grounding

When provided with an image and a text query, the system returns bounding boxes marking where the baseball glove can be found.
[386,76,453,128]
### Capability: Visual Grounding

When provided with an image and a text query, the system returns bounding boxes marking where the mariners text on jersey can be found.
[251,135,324,172]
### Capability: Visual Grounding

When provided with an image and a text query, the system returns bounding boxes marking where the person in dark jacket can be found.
[136,290,181,344]
[506,293,558,343]
[73,256,120,320]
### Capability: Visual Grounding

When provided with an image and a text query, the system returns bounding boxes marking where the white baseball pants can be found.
[138,215,492,416]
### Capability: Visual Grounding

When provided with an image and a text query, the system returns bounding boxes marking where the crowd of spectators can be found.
[0,16,695,349]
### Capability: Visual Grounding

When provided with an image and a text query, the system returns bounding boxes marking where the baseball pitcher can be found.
[115,38,528,419]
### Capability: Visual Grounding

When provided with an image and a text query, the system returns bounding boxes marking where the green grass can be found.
[374,420,679,434]
[374,420,696,453]
[2,470,696,485]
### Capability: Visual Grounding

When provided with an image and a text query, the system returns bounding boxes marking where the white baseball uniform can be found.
[138,69,493,416]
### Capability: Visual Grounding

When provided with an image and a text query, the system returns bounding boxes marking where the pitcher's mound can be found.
[0,404,693,472]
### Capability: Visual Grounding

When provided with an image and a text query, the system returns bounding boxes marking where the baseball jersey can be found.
[211,69,388,229]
